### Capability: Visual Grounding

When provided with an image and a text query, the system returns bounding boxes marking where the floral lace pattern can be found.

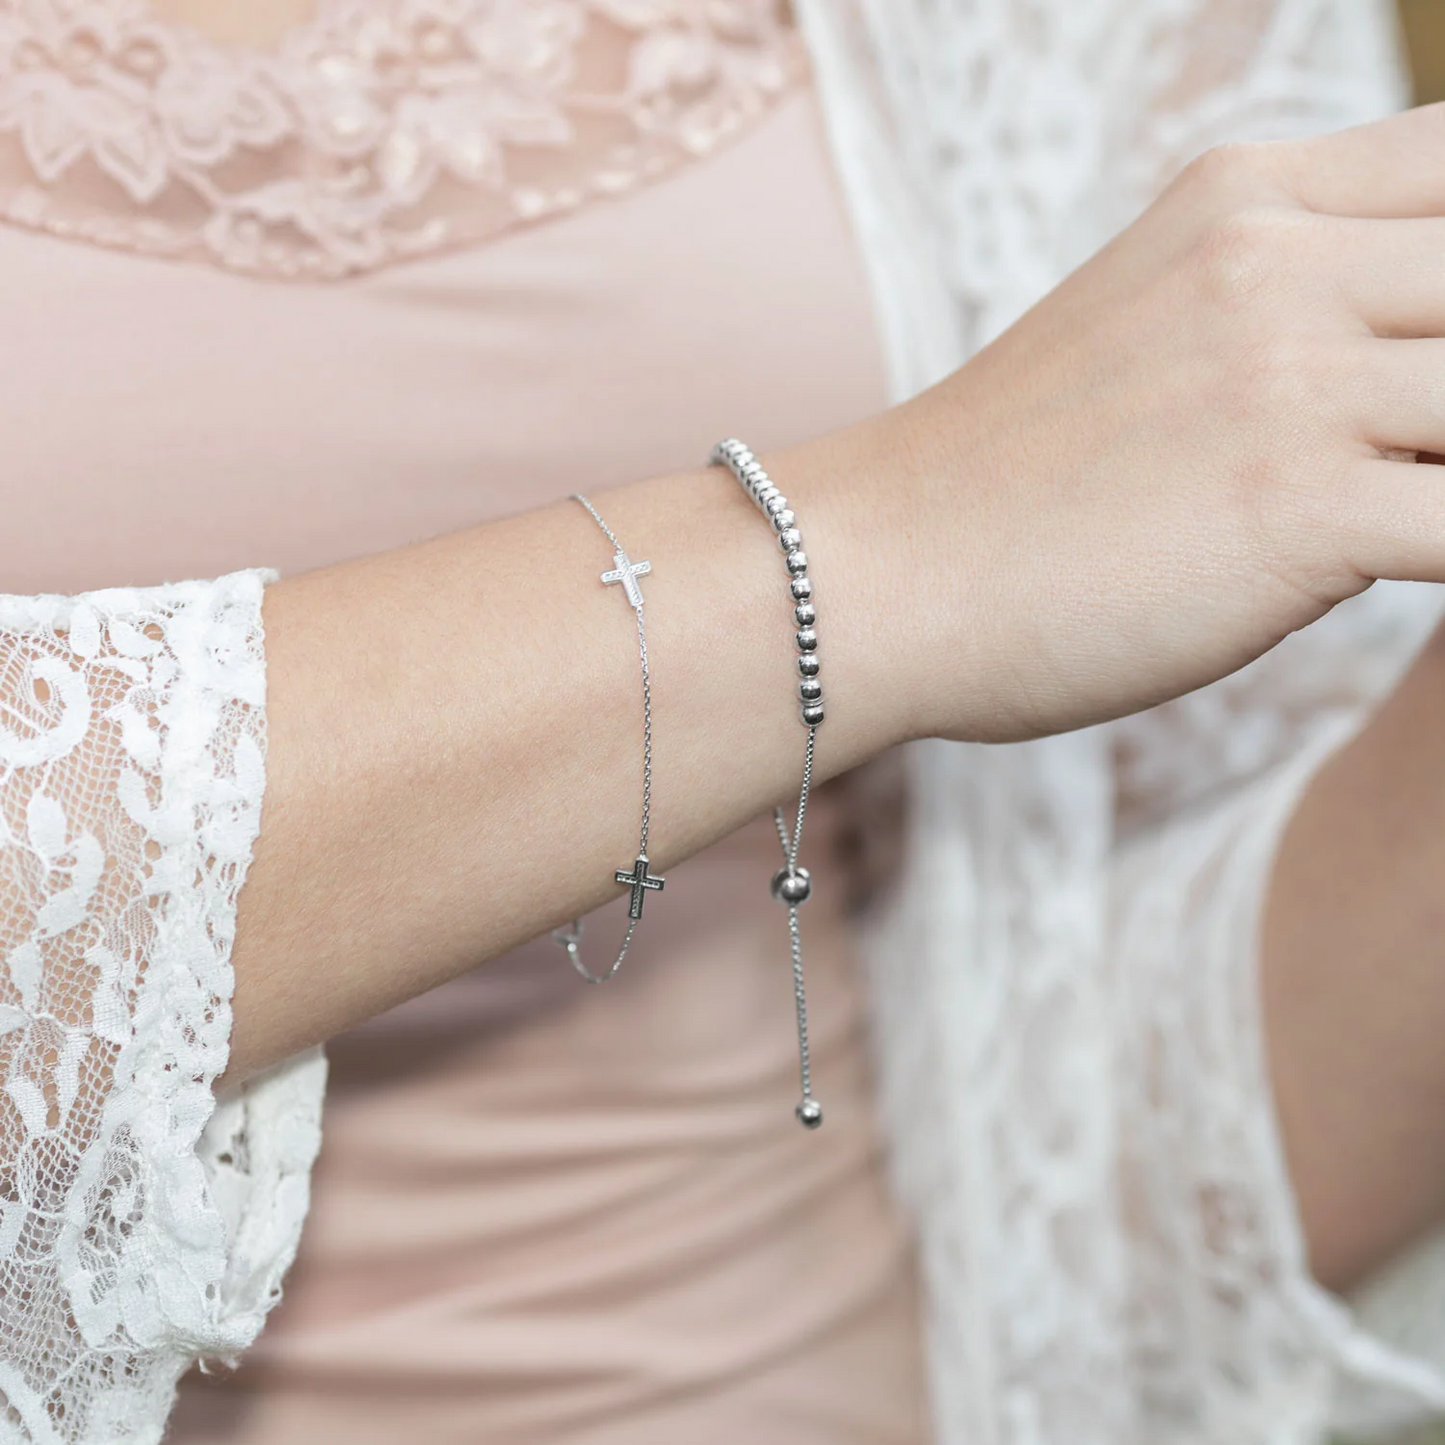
[0,571,312,1445]
[0,0,801,276]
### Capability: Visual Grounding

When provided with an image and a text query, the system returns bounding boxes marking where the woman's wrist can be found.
[754,415,948,750]
[759,397,1017,748]
[598,446,920,771]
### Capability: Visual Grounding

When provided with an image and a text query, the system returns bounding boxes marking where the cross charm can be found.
[615,853,665,919]
[601,550,652,609]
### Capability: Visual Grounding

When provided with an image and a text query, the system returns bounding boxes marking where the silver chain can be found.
[772,725,818,1110]
[553,495,663,984]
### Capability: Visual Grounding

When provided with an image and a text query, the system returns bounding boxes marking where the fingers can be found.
[1355,339,1445,454]
[1271,104,1445,219]
[1329,217,1445,338]
[1315,342,1445,582]
[1334,456,1445,583]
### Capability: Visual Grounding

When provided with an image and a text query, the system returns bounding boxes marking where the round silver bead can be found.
[796,627,818,651]
[790,576,813,602]
[786,550,809,576]
[764,494,789,517]
[770,865,813,905]
[798,653,820,678]
[802,702,826,726]
[794,602,816,627]
[799,678,823,703]
[796,1098,824,1129]
[771,509,796,533]
[777,527,803,552]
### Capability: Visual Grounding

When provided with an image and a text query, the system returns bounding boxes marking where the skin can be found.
[1263,619,1445,1291]
[112,2,1445,1296]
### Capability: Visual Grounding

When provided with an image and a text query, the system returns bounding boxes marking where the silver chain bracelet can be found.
[711,438,825,1130]
[551,494,665,984]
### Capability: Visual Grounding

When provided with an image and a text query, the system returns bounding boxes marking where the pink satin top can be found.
[0,50,931,1445]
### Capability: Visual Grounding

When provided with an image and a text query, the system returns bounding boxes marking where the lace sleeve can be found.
[0,569,324,1445]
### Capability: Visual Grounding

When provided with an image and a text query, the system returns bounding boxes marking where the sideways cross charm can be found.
[615,853,665,919]
[601,550,652,609]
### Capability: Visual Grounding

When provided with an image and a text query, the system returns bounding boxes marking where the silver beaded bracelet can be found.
[551,494,665,984]
[711,437,825,1130]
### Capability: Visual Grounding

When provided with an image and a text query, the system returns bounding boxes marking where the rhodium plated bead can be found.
[710,436,830,1130]
[771,866,813,905]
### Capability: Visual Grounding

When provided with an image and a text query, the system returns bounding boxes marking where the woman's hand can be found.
[779,102,1445,742]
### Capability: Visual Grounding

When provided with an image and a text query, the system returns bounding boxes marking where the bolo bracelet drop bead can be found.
[711,437,825,1130]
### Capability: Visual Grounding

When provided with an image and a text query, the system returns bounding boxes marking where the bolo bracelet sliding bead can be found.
[711,437,825,1130]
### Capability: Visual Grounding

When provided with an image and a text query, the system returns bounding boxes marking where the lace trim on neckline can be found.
[0,1,803,278]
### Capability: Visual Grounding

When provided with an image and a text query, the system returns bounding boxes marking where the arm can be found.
[232,460,912,1078]
[233,103,1445,1080]
[1264,614,1445,1292]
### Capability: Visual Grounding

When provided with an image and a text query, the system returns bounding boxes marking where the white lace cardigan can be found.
[3,2,1445,1443]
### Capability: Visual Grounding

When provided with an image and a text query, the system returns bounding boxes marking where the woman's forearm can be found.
[228,438,915,1080]
[1263,618,1445,1291]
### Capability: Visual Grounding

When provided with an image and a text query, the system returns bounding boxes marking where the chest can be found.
[0,85,884,593]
